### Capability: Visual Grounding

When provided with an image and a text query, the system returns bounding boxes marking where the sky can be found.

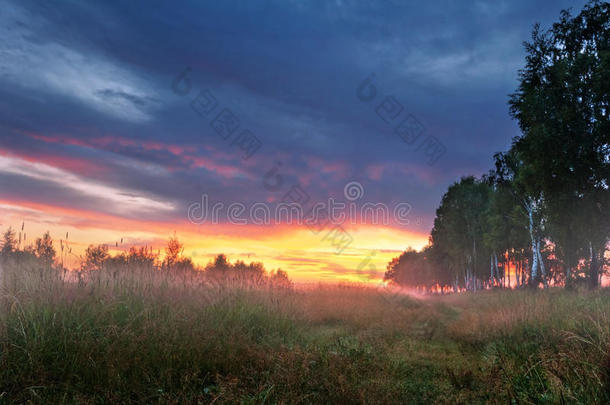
[0,0,590,282]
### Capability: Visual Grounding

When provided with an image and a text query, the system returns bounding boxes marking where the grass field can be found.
[1,260,609,404]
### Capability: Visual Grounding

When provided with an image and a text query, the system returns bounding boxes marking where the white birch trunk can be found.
[526,199,539,284]
[537,243,547,287]
[494,252,500,282]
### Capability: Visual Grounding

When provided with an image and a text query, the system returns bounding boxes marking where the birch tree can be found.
[509,1,609,287]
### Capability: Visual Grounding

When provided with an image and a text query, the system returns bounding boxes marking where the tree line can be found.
[385,1,609,292]
[0,228,291,288]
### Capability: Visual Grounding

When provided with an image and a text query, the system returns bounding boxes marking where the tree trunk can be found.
[472,239,477,291]
[517,260,522,288]
[526,201,539,288]
[537,241,548,288]
[494,252,500,284]
[503,255,507,288]
[589,242,599,289]
[531,239,539,286]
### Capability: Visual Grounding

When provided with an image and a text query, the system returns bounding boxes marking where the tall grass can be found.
[0,259,609,403]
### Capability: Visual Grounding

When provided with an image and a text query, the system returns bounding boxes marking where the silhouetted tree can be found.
[82,244,109,271]
[34,231,56,268]
[163,234,184,269]
[270,269,292,288]
[0,227,17,258]
[429,177,491,291]
[128,246,158,269]
[206,254,230,273]
[509,1,610,287]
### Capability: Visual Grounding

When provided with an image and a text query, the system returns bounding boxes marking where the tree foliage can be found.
[34,231,56,268]
[386,1,609,291]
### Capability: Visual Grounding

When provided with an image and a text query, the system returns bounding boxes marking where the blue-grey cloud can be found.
[0,0,589,232]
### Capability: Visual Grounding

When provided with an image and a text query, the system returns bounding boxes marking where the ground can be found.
[1,263,609,404]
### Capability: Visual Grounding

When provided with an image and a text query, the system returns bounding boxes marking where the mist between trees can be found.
[1,2,608,296]
[383,1,609,293]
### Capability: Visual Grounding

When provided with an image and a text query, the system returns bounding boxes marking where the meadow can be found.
[0,259,609,404]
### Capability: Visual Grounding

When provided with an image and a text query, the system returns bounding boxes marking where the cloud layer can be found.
[0,0,589,279]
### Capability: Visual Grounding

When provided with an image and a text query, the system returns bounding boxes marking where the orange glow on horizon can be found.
[0,199,429,283]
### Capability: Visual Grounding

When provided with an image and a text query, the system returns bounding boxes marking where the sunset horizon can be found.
[1,1,608,402]
[0,0,582,284]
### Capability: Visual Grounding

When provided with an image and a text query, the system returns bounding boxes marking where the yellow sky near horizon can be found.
[0,199,429,283]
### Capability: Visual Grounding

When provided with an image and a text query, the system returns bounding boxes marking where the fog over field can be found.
[0,0,608,403]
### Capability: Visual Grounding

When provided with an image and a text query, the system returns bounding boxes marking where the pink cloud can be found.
[186,156,246,178]
[0,147,107,177]
[303,156,351,180]
[365,161,445,185]
[366,164,385,180]
[24,131,197,158]
[22,131,247,179]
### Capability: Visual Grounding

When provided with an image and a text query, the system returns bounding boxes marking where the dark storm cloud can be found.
[0,0,589,230]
